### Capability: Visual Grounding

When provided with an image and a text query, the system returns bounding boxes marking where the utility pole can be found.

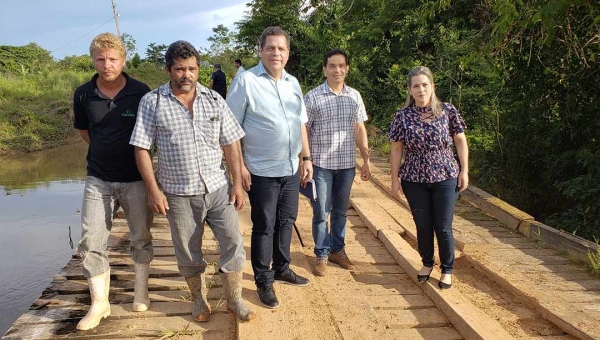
[111,0,121,38]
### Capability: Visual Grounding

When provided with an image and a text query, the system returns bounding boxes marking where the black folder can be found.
[299,179,317,201]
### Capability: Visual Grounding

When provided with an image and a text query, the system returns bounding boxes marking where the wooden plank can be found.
[377,229,516,340]
[3,315,234,340]
[369,328,464,340]
[520,220,599,265]
[55,265,210,281]
[56,276,223,295]
[366,294,435,310]
[237,235,344,340]
[459,185,534,231]
[377,308,449,329]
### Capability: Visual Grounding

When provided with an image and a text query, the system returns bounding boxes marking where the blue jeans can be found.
[401,178,459,274]
[311,166,356,258]
[79,176,154,278]
[247,172,300,286]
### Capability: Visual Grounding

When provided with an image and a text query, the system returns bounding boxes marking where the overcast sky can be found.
[0,0,249,60]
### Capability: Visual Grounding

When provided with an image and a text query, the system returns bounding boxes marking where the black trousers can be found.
[401,178,459,274]
[247,172,300,286]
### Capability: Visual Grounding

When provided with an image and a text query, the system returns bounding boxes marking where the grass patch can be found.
[588,237,600,276]
[0,64,174,155]
[0,70,92,154]
[369,132,391,156]
[153,324,205,339]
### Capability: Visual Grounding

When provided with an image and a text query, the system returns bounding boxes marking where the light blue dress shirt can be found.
[227,61,308,177]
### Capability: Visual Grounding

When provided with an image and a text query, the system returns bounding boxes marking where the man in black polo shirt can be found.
[73,32,153,331]
[209,63,227,99]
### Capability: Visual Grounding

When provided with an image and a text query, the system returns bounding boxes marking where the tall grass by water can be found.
[0,70,93,154]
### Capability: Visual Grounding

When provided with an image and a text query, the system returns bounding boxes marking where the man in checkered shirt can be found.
[304,49,372,277]
[130,41,256,323]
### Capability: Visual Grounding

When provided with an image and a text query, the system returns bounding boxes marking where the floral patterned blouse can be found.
[388,102,466,183]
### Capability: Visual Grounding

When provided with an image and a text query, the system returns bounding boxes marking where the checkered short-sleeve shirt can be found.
[130,83,245,195]
[305,82,368,170]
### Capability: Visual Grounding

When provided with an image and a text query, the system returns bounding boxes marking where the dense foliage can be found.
[236,0,600,240]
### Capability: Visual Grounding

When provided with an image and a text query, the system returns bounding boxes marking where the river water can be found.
[0,142,88,335]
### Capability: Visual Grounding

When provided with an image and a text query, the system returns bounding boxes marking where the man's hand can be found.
[360,161,371,181]
[241,164,252,191]
[148,189,169,216]
[300,161,313,187]
[229,183,246,211]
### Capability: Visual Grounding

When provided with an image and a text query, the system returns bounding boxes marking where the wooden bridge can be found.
[2,153,600,339]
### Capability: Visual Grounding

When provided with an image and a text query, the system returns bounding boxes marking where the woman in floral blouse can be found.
[389,66,469,289]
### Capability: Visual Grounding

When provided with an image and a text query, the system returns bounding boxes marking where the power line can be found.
[51,17,114,54]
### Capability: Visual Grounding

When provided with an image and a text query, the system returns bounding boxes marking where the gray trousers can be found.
[165,184,246,278]
[79,176,154,278]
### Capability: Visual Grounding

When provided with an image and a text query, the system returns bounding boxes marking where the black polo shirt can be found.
[73,72,151,182]
[210,69,227,99]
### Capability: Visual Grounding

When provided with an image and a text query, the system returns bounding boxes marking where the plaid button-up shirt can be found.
[130,82,245,195]
[305,82,368,170]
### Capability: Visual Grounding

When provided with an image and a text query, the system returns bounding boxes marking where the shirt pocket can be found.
[200,116,221,148]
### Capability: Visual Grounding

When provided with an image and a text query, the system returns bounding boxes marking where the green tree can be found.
[131,53,142,69]
[145,43,168,66]
[121,33,137,60]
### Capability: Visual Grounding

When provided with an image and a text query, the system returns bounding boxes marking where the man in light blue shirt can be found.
[227,26,313,309]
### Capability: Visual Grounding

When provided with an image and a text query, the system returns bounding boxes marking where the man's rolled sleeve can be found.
[292,78,308,124]
[355,92,368,123]
[304,92,317,129]
[218,99,245,146]
[225,76,247,125]
[129,93,157,150]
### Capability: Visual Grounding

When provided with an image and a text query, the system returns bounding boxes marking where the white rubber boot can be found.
[133,262,151,312]
[76,269,111,331]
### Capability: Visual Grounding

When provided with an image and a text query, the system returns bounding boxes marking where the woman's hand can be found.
[391,177,404,200]
[457,170,469,192]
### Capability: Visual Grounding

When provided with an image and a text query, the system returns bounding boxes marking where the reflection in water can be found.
[0,142,88,192]
[0,142,88,335]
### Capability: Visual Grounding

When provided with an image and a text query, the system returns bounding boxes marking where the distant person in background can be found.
[209,63,227,99]
[130,40,256,323]
[388,66,469,290]
[73,32,154,331]
[304,49,371,277]
[234,59,245,78]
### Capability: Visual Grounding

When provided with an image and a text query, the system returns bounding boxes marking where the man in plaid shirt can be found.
[304,49,372,277]
[130,41,256,323]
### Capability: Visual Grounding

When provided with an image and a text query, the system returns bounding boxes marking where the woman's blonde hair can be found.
[402,66,443,118]
[89,32,126,59]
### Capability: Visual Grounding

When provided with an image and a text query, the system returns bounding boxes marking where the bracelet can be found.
[302,156,313,161]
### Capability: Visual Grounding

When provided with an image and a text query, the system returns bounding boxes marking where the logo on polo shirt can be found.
[121,110,135,117]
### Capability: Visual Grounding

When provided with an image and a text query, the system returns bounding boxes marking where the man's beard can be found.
[179,79,193,92]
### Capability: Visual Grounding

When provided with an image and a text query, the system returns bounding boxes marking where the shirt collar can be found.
[159,82,210,97]
[257,61,291,81]
[321,81,348,95]
[89,72,134,96]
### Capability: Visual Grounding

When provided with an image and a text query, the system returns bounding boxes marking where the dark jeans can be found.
[401,178,459,274]
[247,171,300,286]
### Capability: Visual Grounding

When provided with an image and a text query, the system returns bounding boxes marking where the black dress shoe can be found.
[417,266,434,283]
[438,281,452,290]
[257,285,279,309]
[274,269,310,286]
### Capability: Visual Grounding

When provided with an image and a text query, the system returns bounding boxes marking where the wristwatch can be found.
[302,156,313,161]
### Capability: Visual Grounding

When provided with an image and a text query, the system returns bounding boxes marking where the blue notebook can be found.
[299,179,317,201]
